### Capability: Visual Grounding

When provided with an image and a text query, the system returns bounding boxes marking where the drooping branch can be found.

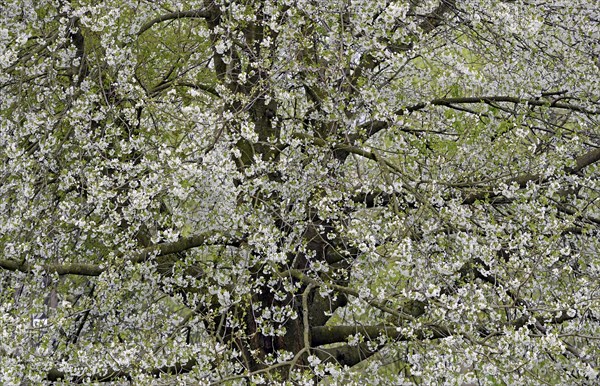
[149,80,219,98]
[131,231,241,264]
[0,231,241,276]
[138,7,213,35]
[292,132,404,175]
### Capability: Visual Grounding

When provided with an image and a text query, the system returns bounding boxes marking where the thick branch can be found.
[311,325,450,346]
[418,0,457,35]
[312,323,451,368]
[47,358,198,383]
[0,259,104,276]
[0,231,240,276]
[314,342,377,368]
[463,146,600,204]
[571,147,600,173]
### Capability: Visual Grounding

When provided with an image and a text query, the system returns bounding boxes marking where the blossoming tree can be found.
[1,0,599,384]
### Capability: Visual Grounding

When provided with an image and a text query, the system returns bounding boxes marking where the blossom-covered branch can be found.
[0,231,240,276]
